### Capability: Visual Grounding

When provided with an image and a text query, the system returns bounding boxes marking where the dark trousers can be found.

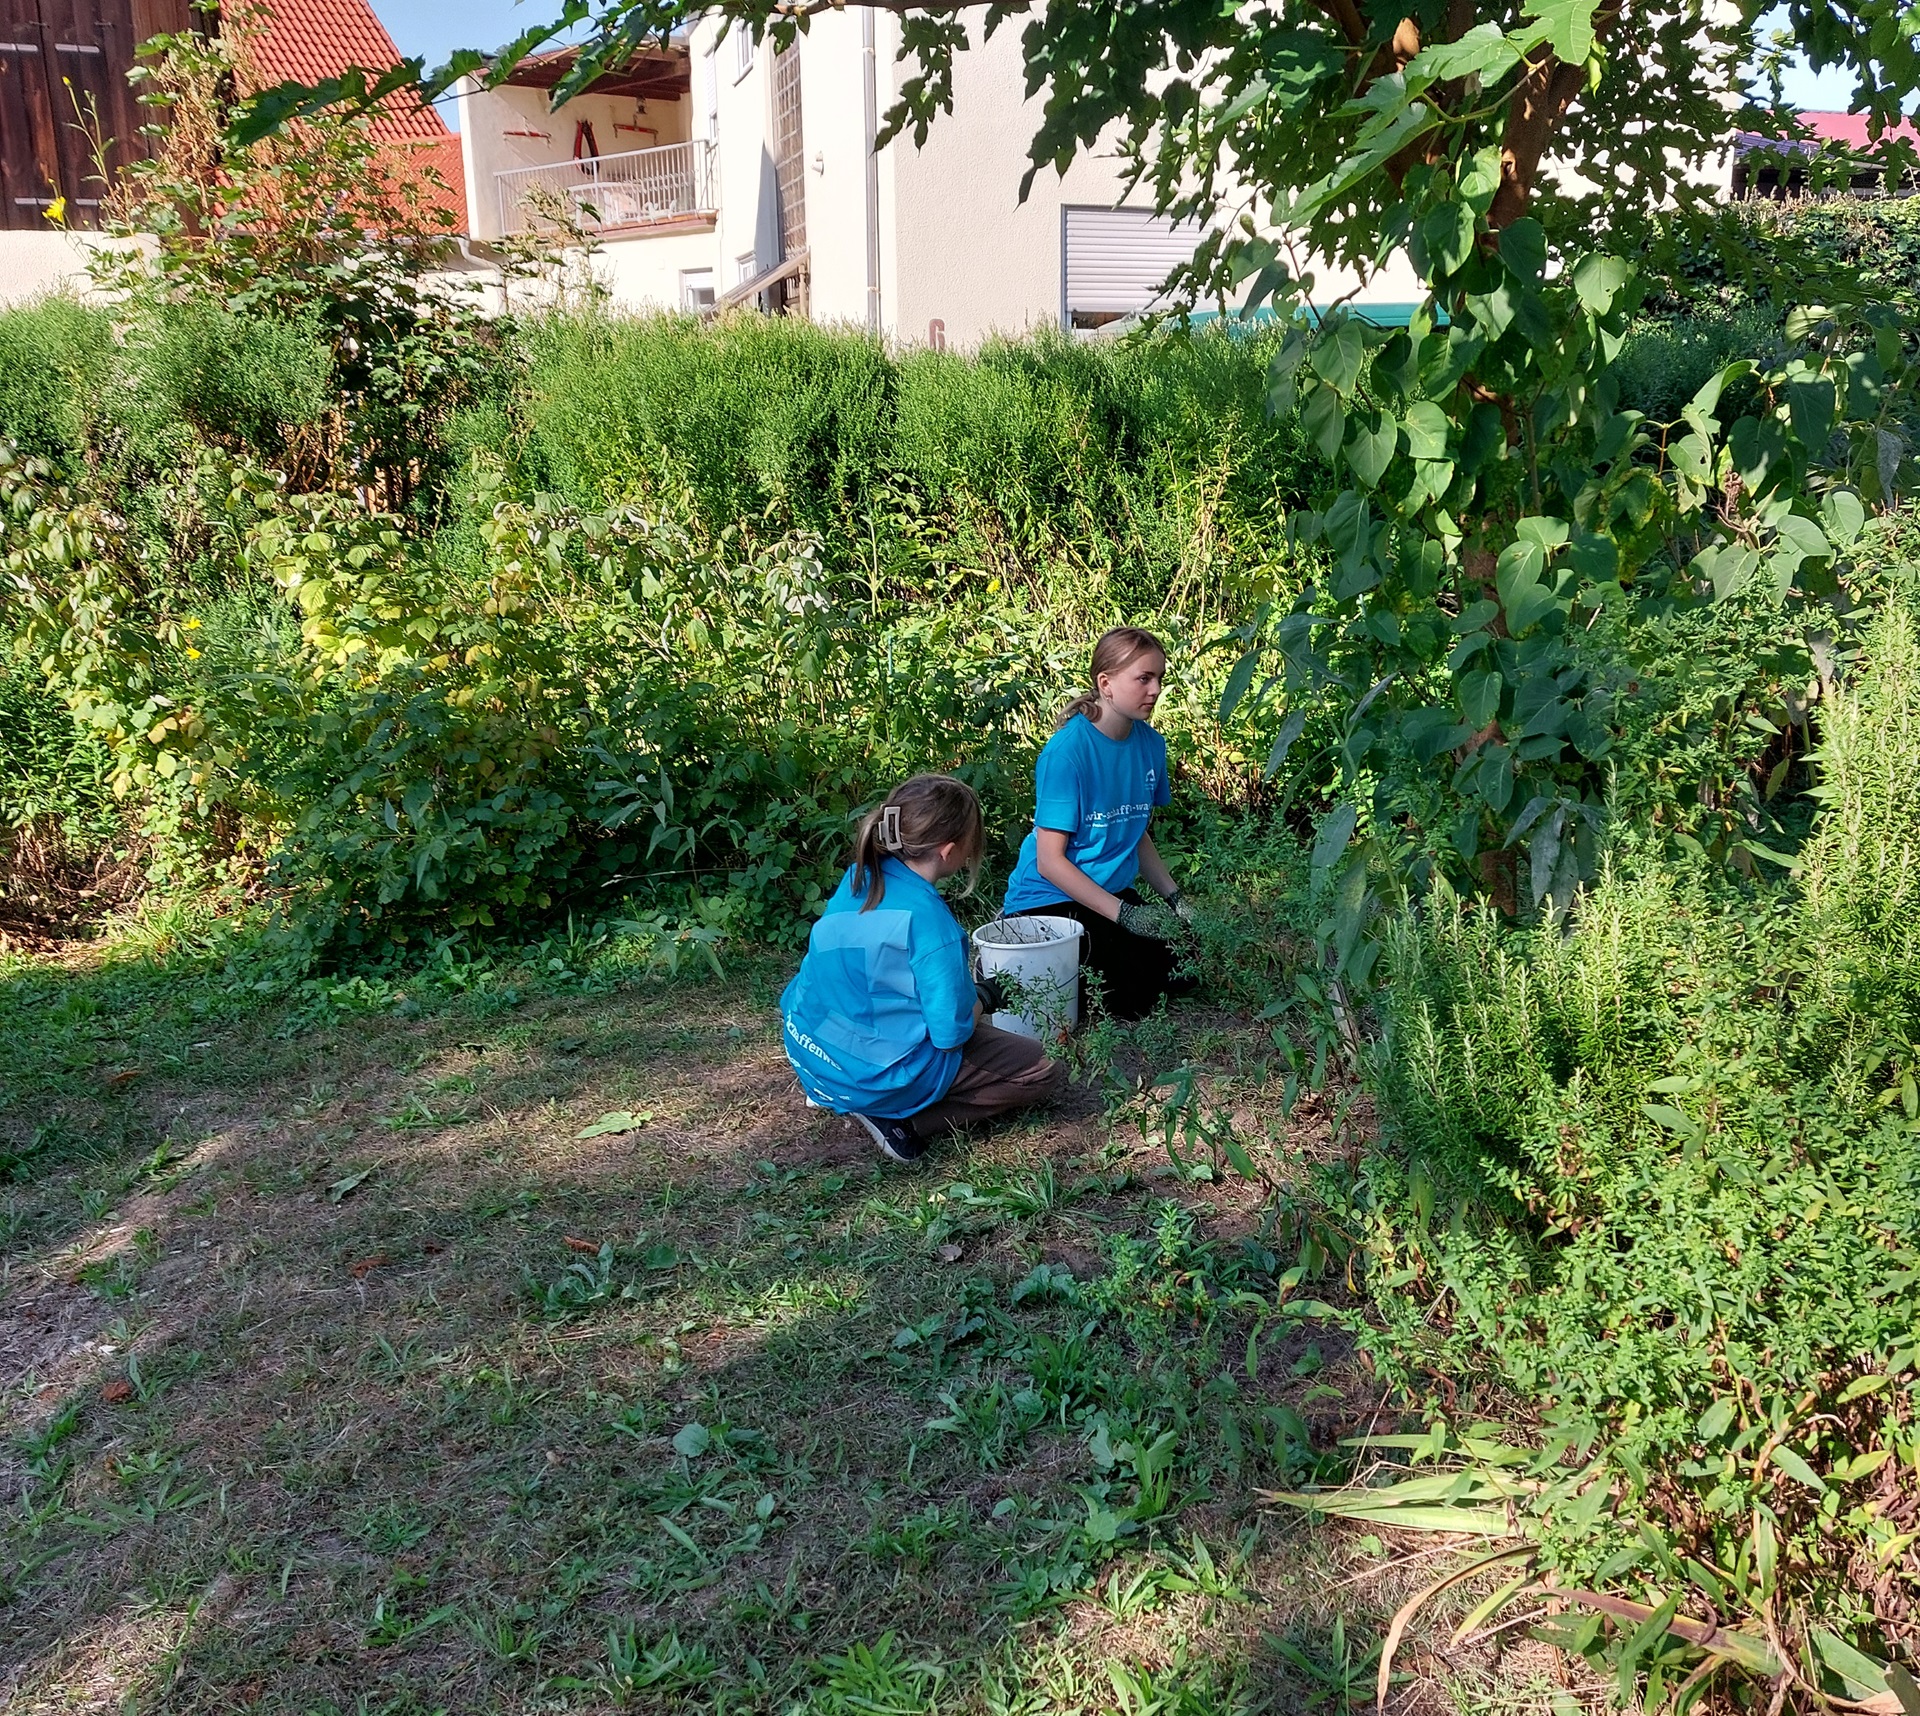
[911,1022,1068,1137]
[1012,889,1195,1023]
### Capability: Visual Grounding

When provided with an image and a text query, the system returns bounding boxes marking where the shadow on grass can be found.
[1,925,1493,1716]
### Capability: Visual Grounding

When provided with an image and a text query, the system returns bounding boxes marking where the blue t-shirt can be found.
[1002,715,1172,913]
[780,858,976,1118]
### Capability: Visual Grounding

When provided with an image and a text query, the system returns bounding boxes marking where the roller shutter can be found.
[1062,205,1200,330]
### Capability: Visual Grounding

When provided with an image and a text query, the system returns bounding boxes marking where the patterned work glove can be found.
[1116,898,1185,942]
[1165,887,1195,924]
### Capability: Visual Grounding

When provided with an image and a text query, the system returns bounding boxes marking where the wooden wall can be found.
[1,0,196,229]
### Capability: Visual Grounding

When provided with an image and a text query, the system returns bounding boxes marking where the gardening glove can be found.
[974,974,1009,1014]
[1116,897,1185,942]
[1165,887,1195,925]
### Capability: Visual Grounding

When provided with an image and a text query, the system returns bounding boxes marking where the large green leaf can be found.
[1401,400,1450,460]
[1311,802,1358,870]
[1497,217,1548,283]
[1418,201,1477,278]
[1302,386,1346,462]
[1406,23,1525,86]
[1523,0,1600,63]
[1571,253,1632,315]
[1346,410,1398,487]
[1309,320,1368,394]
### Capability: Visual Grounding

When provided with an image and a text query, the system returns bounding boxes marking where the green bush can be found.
[518,312,894,534]
[1612,304,1781,423]
[117,300,334,466]
[1362,563,1920,1665]
[0,662,121,842]
[510,313,1316,614]
[0,298,112,469]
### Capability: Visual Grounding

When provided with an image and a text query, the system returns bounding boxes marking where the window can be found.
[735,252,759,286]
[732,24,754,81]
[1061,206,1200,333]
[681,269,715,312]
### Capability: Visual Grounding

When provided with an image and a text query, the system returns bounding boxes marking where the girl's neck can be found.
[1092,702,1133,741]
[904,854,946,885]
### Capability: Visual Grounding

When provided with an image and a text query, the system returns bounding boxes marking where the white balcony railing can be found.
[495,139,715,238]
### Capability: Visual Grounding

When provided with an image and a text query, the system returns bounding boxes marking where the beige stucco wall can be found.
[0,231,149,308]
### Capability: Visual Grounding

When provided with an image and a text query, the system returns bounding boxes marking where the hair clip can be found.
[879,803,903,852]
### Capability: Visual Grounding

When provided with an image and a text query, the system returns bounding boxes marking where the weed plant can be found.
[513,312,1315,619]
[1347,568,1920,1689]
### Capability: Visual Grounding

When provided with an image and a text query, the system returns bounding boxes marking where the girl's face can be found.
[1098,650,1166,722]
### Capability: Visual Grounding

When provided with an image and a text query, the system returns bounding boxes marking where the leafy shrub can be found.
[1692,198,1920,319]
[1612,304,1781,423]
[0,298,112,469]
[0,662,121,841]
[1360,566,1920,1675]
[117,299,334,467]
[513,313,1317,615]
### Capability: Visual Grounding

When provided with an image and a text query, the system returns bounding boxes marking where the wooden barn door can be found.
[1,0,186,230]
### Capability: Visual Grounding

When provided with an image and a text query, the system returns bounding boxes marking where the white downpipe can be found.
[862,6,881,332]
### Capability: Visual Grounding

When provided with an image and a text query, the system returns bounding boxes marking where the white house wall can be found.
[457,78,694,244]
[590,227,718,312]
[701,18,782,286]
[884,16,1139,348]
[457,17,1680,344]
[0,230,149,307]
[794,7,877,326]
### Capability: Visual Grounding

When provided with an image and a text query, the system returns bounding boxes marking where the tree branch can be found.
[1488,2,1617,227]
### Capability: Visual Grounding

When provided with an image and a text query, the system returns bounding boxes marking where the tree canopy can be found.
[230,0,1918,943]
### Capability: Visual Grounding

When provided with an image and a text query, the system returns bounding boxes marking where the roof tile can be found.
[242,0,466,230]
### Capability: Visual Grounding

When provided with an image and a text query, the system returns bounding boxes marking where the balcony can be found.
[495,139,715,239]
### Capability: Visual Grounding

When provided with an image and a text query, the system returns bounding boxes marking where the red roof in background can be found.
[1798,110,1920,148]
[1736,109,1920,157]
[243,0,467,231]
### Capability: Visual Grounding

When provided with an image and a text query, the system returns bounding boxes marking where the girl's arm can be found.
[1035,828,1125,922]
[1135,830,1178,901]
[915,926,978,1049]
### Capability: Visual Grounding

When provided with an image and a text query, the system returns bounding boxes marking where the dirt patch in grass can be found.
[0,953,1580,1714]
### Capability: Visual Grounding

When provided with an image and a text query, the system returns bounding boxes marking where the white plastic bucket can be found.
[972,914,1085,1041]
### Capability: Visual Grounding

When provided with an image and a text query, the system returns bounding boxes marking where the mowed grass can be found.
[0,923,1579,1714]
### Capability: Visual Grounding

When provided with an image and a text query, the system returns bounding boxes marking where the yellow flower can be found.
[43,195,66,226]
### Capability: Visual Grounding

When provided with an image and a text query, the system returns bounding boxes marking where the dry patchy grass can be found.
[0,942,1596,1714]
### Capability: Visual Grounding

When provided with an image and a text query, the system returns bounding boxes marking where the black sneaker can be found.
[851,1112,929,1164]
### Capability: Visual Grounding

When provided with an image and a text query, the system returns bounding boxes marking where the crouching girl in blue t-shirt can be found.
[1002,627,1195,1021]
[782,774,1067,1163]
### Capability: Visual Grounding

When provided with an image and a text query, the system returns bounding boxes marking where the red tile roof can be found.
[1797,110,1920,149]
[241,0,467,231]
[1736,110,1920,159]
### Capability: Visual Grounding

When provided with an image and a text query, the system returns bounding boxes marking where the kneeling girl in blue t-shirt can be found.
[782,774,1067,1163]
[1001,627,1195,1021]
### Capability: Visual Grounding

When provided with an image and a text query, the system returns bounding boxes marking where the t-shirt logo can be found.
[1146,768,1157,788]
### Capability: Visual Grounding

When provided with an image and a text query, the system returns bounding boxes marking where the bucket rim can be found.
[971,914,1086,950]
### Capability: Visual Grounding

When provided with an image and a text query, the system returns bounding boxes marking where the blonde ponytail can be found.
[1054,690,1105,729]
[849,774,985,911]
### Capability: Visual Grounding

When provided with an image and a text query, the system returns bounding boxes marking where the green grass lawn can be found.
[0,922,1582,1714]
